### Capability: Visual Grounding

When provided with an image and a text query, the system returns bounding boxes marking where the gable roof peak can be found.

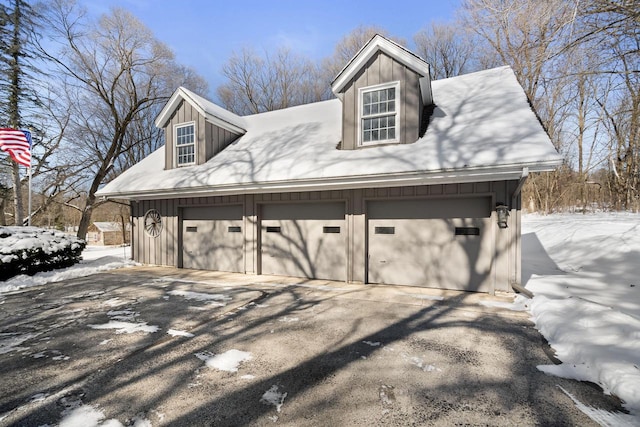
[155,86,246,134]
[331,34,431,96]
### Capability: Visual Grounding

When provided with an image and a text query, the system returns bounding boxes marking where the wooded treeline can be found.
[0,0,638,239]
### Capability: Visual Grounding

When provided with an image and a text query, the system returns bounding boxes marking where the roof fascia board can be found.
[154,88,198,128]
[99,160,561,201]
[332,35,431,95]
[204,112,246,135]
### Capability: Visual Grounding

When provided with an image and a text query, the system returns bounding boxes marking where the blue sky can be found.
[84,0,460,98]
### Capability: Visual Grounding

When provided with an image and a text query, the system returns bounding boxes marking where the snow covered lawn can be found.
[0,244,135,294]
[523,212,640,422]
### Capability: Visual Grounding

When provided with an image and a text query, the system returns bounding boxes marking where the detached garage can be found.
[97,35,562,294]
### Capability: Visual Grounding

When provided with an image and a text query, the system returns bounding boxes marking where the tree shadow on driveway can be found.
[0,270,627,426]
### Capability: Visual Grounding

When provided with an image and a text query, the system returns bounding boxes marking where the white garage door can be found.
[367,198,493,292]
[261,202,346,281]
[182,205,244,272]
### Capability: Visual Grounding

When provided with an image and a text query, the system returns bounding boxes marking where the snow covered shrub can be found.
[0,226,86,280]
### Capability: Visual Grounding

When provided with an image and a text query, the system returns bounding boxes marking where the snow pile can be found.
[524,213,640,416]
[0,246,134,294]
[0,226,85,280]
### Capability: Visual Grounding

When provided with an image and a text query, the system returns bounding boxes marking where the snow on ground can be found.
[523,212,640,420]
[0,245,135,294]
[196,349,253,372]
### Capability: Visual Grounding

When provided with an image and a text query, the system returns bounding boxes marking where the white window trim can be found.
[357,81,400,147]
[174,121,197,167]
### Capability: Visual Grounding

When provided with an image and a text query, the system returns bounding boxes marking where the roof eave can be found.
[97,160,561,201]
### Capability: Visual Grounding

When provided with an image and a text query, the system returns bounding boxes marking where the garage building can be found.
[97,35,562,294]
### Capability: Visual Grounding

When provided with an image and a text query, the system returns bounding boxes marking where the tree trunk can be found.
[77,196,94,241]
[0,198,6,225]
[9,0,24,225]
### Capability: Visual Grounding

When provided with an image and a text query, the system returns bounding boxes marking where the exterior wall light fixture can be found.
[496,204,509,229]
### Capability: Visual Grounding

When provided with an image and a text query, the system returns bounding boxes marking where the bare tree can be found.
[217,47,324,115]
[42,1,208,239]
[413,21,477,79]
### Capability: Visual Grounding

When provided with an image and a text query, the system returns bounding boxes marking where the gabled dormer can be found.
[331,35,433,150]
[155,87,246,170]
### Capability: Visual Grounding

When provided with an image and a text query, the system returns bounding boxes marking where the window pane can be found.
[389,128,395,139]
[371,104,378,114]
[389,116,395,127]
[364,130,371,142]
[363,105,370,116]
[371,91,379,102]
[364,92,371,104]
[388,88,395,99]
[380,116,387,127]
[380,90,387,101]
[380,103,387,113]
[372,130,379,140]
[380,129,387,140]
[388,101,395,112]
[372,117,379,128]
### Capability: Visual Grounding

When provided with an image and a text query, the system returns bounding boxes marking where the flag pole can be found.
[28,156,32,226]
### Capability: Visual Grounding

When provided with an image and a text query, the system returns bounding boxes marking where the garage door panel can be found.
[182,206,244,273]
[261,203,346,281]
[368,199,493,292]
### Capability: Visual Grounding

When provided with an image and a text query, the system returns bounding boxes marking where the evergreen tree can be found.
[0,0,43,225]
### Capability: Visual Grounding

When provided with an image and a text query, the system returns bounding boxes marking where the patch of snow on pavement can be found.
[59,404,123,427]
[558,386,638,427]
[524,213,640,418]
[260,385,287,413]
[196,349,252,372]
[278,316,299,322]
[88,321,159,334]
[479,294,530,311]
[167,290,231,305]
[363,341,381,347]
[0,332,39,354]
[167,329,194,337]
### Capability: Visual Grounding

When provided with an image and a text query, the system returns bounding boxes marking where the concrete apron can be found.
[0,266,624,426]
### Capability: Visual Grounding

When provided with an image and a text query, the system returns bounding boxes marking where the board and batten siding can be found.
[340,51,422,150]
[163,100,241,169]
[130,180,522,293]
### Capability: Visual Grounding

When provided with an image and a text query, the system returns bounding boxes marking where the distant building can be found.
[86,222,129,246]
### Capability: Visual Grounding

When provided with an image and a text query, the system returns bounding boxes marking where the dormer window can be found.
[175,122,195,166]
[359,81,400,146]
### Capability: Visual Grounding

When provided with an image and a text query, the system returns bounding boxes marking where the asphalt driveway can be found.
[0,267,626,426]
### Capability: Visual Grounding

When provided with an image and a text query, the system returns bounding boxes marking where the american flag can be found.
[0,128,32,167]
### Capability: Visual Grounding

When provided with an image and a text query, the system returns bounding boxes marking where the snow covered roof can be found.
[331,34,432,104]
[155,86,246,134]
[97,66,562,200]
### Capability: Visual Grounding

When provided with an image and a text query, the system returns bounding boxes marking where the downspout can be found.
[509,168,532,297]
